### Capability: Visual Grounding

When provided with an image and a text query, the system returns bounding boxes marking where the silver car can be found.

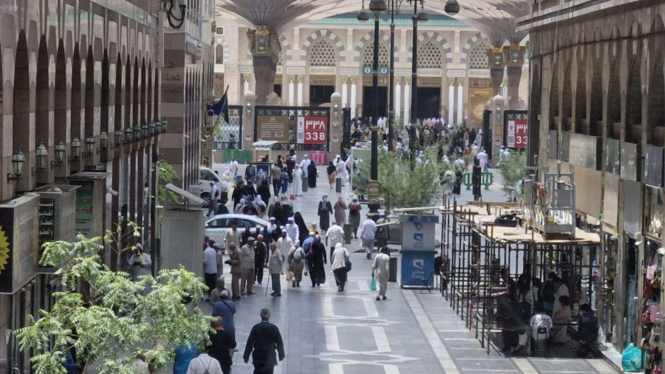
[205,214,271,245]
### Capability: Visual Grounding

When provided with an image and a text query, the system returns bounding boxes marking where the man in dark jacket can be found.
[254,235,267,284]
[209,316,237,374]
[243,308,285,374]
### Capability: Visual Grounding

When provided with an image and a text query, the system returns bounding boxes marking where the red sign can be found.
[506,119,527,149]
[297,117,327,145]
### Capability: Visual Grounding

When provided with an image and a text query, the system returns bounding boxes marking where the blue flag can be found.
[207,86,229,124]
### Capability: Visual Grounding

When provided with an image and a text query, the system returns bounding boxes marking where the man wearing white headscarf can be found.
[285,217,299,244]
[300,155,311,192]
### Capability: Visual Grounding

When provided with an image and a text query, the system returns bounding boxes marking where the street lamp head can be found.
[35,142,48,169]
[369,0,387,12]
[11,149,25,177]
[418,5,429,21]
[54,141,66,165]
[445,0,460,15]
[357,8,371,21]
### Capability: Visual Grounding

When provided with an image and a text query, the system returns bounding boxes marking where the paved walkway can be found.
[189,164,621,374]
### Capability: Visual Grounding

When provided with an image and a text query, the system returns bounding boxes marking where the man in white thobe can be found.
[361,217,377,260]
[477,149,489,172]
[372,247,391,300]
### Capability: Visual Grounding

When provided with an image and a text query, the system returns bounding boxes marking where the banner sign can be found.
[257,116,289,142]
[297,117,328,145]
[506,119,527,148]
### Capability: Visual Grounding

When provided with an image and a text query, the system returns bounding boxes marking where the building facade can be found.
[519,0,665,355]
[214,13,530,131]
[0,0,213,372]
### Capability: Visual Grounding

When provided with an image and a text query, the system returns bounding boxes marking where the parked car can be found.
[191,167,229,207]
[205,214,270,245]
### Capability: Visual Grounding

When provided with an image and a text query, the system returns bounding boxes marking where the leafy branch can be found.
[16,221,212,374]
[157,160,180,205]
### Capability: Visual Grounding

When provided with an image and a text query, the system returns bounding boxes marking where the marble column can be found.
[448,80,455,125]
[395,81,401,120]
[342,80,348,108]
[456,80,464,125]
[297,78,304,106]
[488,46,506,96]
[350,81,357,119]
[288,79,295,106]
[403,81,410,126]
[247,27,279,104]
[504,44,526,110]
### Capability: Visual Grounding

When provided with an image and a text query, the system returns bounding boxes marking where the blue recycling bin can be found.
[398,214,439,288]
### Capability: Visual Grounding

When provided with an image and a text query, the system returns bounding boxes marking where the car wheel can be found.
[201,192,211,207]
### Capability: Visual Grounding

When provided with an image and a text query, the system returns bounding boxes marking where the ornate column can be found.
[456,78,464,125]
[488,46,506,96]
[350,79,357,119]
[342,77,348,108]
[448,79,455,125]
[297,76,304,106]
[288,77,295,106]
[395,79,401,120]
[403,79,411,126]
[504,43,526,110]
[247,26,280,104]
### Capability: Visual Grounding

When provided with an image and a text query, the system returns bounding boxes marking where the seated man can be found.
[551,295,572,344]
[571,303,598,351]
[529,306,553,354]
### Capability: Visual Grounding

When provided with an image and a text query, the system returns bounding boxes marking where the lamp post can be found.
[369,0,386,214]
[408,0,427,155]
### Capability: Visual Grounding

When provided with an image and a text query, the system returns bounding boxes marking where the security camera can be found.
[108,188,119,197]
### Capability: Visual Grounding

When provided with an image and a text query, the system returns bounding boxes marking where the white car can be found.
[191,167,230,207]
[205,214,270,245]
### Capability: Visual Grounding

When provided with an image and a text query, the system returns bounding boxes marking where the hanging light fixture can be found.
[418,4,429,21]
[115,130,124,145]
[100,131,109,150]
[357,0,371,21]
[445,0,460,15]
[155,121,163,134]
[149,122,156,136]
[162,120,169,133]
[71,138,81,160]
[134,126,142,141]
[142,123,149,138]
[35,143,48,169]
[85,136,96,156]
[54,141,66,165]
[125,127,134,143]
[8,149,25,182]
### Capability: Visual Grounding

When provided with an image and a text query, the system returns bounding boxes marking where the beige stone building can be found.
[214,13,529,130]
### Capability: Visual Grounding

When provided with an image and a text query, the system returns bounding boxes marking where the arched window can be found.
[468,42,490,69]
[363,42,389,67]
[215,45,224,64]
[309,39,337,67]
[417,41,443,68]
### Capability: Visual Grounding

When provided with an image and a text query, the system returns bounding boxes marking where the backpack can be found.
[349,204,359,215]
[198,357,212,374]
[294,250,302,262]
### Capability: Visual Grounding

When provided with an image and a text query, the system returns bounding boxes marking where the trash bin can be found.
[302,177,308,193]
[343,224,353,244]
[335,177,342,193]
[389,257,398,282]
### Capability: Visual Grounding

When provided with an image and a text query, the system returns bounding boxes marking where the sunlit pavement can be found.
[174,165,619,374]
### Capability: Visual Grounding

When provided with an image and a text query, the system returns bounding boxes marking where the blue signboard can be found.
[400,250,436,287]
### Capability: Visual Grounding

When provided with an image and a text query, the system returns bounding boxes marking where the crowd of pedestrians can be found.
[173,154,398,374]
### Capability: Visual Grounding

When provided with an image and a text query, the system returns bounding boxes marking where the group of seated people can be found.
[496,270,599,356]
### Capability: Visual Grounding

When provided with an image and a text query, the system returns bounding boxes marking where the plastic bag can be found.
[370,277,377,291]
[622,343,644,372]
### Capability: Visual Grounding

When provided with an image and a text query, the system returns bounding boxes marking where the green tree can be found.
[157,160,180,205]
[16,220,212,374]
[358,149,449,212]
[499,151,527,195]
